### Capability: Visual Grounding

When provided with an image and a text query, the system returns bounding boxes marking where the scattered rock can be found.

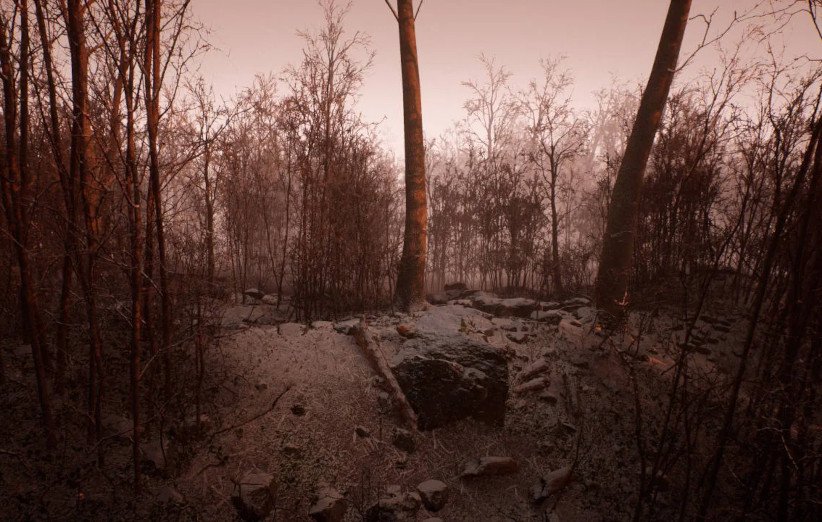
[365,487,421,521]
[416,479,448,512]
[506,331,529,344]
[460,456,519,478]
[391,332,509,430]
[514,376,549,394]
[309,486,347,522]
[243,288,265,300]
[532,466,573,502]
[355,426,370,438]
[530,310,563,324]
[561,297,590,310]
[231,470,277,521]
[391,428,415,453]
[396,324,416,338]
[291,404,306,416]
[517,357,551,383]
[334,318,360,334]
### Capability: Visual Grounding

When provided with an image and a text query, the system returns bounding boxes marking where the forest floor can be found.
[0,289,748,521]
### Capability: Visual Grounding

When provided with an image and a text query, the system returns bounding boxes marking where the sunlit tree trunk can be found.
[66,0,105,452]
[394,0,428,311]
[594,0,691,319]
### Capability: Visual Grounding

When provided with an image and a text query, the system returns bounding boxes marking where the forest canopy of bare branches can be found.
[0,0,820,520]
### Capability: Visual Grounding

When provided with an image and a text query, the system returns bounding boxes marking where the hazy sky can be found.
[193,0,821,157]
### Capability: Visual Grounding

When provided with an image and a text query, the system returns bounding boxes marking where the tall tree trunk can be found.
[66,0,105,452]
[394,0,428,311]
[594,0,691,319]
[33,0,74,393]
[144,0,171,397]
[0,5,55,445]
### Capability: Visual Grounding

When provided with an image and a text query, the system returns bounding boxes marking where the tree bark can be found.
[144,0,171,397]
[0,5,55,446]
[394,0,428,311]
[66,0,105,452]
[594,0,691,319]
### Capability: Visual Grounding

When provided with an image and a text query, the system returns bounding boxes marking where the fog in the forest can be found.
[1,1,820,521]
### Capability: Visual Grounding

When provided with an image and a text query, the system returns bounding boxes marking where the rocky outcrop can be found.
[390,333,509,430]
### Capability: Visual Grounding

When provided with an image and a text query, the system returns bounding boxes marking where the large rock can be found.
[444,282,468,299]
[231,470,277,521]
[416,480,448,512]
[391,333,509,430]
[468,292,538,318]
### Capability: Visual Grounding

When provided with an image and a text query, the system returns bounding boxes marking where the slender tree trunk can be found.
[594,0,691,319]
[33,0,74,393]
[549,168,563,295]
[144,0,171,397]
[394,0,428,311]
[66,0,105,452]
[1,2,56,447]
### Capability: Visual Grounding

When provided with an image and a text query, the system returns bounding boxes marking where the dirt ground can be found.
[0,296,746,521]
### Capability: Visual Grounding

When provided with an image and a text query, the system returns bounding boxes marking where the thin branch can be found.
[383,0,398,22]
[415,0,424,20]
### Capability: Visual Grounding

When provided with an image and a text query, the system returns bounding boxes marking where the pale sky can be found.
[193,0,821,157]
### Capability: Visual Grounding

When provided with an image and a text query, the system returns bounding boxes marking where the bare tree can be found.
[387,0,428,310]
[594,0,692,320]
[522,58,589,295]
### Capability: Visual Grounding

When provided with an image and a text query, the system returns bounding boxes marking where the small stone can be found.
[255,381,268,391]
[365,488,421,522]
[231,470,276,521]
[396,324,416,338]
[391,428,415,453]
[416,479,448,512]
[291,404,306,416]
[506,331,529,344]
[281,443,301,457]
[355,426,370,438]
[244,288,265,300]
[334,318,360,334]
[460,456,519,478]
[309,486,347,522]
[532,466,573,502]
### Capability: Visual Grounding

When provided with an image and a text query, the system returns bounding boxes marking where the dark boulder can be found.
[391,333,509,430]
